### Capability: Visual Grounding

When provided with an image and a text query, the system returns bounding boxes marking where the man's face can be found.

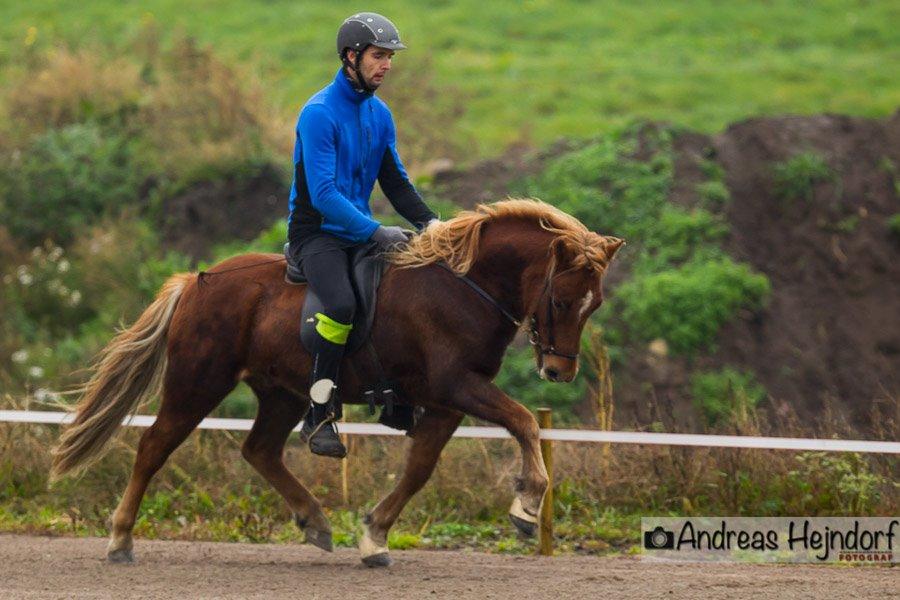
[346,46,394,89]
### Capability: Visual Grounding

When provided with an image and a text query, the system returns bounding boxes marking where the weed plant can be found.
[887,214,900,239]
[773,151,835,203]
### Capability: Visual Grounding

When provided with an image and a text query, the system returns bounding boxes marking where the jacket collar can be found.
[333,68,372,105]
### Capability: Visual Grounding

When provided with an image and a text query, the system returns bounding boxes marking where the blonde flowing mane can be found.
[389,198,624,275]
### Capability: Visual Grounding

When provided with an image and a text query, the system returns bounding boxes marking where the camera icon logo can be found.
[644,526,675,550]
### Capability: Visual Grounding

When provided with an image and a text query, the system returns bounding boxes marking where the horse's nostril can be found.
[545,367,559,381]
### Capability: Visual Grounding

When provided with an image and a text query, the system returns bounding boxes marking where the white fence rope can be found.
[1,410,897,454]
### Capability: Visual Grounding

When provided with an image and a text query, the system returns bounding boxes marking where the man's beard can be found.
[344,65,381,92]
[363,73,382,89]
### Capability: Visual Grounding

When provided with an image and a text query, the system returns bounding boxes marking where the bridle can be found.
[437,261,580,363]
[527,271,579,361]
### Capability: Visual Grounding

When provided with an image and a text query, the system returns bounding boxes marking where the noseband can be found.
[437,262,579,362]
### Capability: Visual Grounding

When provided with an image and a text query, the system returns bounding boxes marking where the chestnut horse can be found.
[51,198,623,566]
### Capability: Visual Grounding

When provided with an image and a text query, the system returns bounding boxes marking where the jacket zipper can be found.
[358,103,370,173]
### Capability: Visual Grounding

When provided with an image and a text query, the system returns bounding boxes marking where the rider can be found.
[288,12,437,458]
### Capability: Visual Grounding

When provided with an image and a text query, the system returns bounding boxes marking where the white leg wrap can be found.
[359,524,389,559]
[509,496,538,524]
[309,379,335,405]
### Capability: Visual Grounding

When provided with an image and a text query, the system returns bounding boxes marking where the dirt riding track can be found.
[1,535,895,599]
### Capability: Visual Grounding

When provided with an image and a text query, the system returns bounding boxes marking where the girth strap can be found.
[361,340,397,417]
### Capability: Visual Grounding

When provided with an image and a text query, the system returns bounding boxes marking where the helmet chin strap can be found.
[342,50,376,94]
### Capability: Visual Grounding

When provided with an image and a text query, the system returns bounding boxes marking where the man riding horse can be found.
[50,15,626,569]
[287,12,437,458]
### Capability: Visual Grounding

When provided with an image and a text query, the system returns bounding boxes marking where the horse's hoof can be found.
[361,552,393,568]
[359,522,391,566]
[295,512,333,552]
[508,496,538,537]
[304,527,334,552]
[107,548,134,564]
[509,512,537,537]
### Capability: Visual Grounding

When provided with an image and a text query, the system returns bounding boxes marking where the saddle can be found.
[284,242,417,432]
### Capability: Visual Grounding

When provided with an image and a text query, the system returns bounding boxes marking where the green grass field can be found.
[2,0,898,155]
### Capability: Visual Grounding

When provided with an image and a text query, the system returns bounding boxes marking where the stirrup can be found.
[301,416,347,459]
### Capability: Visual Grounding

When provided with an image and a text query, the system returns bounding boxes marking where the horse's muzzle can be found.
[538,354,578,383]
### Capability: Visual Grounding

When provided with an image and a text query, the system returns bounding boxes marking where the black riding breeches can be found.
[296,234,358,325]
[291,233,362,397]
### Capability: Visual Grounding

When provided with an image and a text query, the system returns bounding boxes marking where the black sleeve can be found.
[377,148,437,230]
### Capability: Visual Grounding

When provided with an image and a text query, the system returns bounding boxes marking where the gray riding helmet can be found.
[336,12,407,58]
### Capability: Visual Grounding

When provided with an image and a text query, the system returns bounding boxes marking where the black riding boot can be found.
[299,327,349,458]
[299,394,347,458]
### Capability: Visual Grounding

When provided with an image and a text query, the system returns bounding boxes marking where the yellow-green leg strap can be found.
[315,312,353,345]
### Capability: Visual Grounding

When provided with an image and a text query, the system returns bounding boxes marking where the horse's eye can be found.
[552,298,565,310]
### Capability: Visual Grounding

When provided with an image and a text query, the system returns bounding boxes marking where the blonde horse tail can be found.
[50,273,194,481]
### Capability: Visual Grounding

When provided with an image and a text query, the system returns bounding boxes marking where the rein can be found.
[436,262,579,362]
[437,262,521,327]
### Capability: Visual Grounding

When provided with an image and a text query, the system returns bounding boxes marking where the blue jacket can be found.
[288,69,435,244]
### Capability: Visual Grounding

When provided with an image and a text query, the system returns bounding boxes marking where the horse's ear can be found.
[550,237,570,271]
[602,236,625,261]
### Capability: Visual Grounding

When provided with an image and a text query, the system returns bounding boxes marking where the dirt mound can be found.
[430,140,576,208]
[617,113,900,431]
[436,113,900,432]
[159,163,288,260]
[710,113,900,427]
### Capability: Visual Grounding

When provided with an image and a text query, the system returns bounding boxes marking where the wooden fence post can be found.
[341,415,350,506]
[537,407,553,556]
